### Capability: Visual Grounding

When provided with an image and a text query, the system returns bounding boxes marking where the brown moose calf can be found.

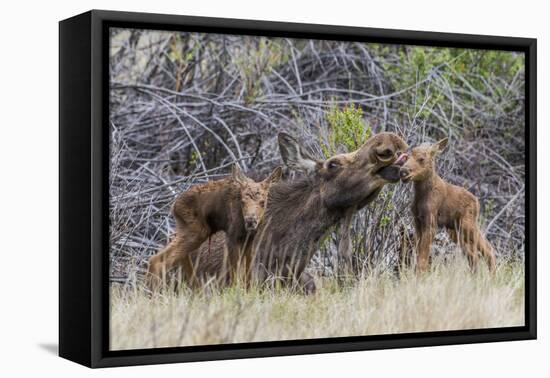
[147,164,282,290]
[399,138,496,273]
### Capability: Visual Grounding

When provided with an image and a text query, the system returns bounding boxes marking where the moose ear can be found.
[278,133,319,174]
[431,137,448,155]
[231,163,246,185]
[265,166,283,185]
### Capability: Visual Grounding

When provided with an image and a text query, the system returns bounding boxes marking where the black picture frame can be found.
[59,9,537,368]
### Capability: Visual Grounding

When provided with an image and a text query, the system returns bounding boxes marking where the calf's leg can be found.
[476,229,496,273]
[416,229,434,273]
[459,223,479,271]
[337,208,354,275]
[148,222,210,290]
[298,271,316,295]
[147,239,176,291]
[414,215,436,273]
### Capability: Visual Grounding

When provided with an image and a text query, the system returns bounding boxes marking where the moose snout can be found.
[244,217,258,231]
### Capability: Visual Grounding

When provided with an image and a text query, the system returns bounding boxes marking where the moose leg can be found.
[148,221,211,290]
[148,239,195,291]
[414,214,435,273]
[448,228,458,243]
[476,229,496,273]
[225,233,257,287]
[174,227,211,288]
[225,239,242,285]
[416,230,434,273]
[298,271,316,295]
[242,242,258,287]
[147,239,177,291]
[459,224,479,271]
[397,222,413,275]
[337,208,355,276]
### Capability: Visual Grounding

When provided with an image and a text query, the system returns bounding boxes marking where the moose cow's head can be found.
[278,132,408,210]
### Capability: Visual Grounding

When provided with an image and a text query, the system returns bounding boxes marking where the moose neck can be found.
[413,169,443,197]
[256,176,347,262]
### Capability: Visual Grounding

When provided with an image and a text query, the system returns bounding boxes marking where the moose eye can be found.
[326,160,341,170]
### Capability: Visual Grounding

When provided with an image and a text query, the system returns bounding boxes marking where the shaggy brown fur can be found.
[188,132,408,293]
[147,164,282,290]
[399,138,496,273]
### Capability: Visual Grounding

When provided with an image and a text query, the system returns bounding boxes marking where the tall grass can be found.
[110,257,524,350]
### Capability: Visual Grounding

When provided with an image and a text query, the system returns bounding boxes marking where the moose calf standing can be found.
[399,138,496,273]
[147,164,282,290]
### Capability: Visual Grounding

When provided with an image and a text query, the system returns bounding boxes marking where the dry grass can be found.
[110,257,524,351]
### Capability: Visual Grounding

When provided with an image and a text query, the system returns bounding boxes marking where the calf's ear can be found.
[431,137,449,155]
[231,163,247,185]
[265,166,283,185]
[278,133,319,174]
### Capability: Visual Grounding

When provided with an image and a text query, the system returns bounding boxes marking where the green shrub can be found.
[321,104,371,157]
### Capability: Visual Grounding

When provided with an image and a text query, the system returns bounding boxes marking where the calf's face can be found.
[399,138,448,182]
[232,164,283,231]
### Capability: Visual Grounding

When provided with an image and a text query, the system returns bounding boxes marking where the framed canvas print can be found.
[59,10,536,368]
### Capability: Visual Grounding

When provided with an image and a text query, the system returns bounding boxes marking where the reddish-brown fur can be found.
[147,164,282,289]
[399,138,496,273]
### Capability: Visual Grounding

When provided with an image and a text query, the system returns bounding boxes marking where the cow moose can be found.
[187,132,409,293]
[147,164,282,290]
[399,138,497,273]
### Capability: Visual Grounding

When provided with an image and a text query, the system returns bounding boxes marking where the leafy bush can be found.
[321,104,371,156]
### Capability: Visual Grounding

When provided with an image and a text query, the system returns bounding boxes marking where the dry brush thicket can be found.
[109,28,525,282]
